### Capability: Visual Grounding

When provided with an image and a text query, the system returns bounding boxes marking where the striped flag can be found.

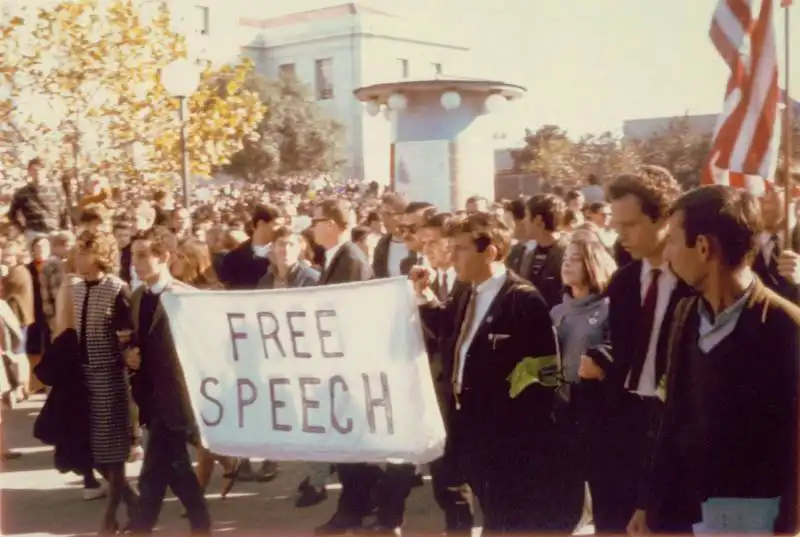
[704,0,782,195]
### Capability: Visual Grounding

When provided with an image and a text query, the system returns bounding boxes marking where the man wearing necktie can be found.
[753,186,800,301]
[579,166,692,534]
[416,212,471,534]
[412,213,579,534]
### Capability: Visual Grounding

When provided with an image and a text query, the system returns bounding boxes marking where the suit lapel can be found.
[467,275,514,354]
[321,246,346,284]
[131,287,143,335]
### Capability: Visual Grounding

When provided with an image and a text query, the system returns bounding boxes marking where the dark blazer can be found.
[372,234,393,279]
[421,271,579,529]
[421,271,559,456]
[522,236,569,309]
[257,264,320,289]
[399,251,422,277]
[505,241,526,274]
[752,225,800,302]
[119,244,132,284]
[597,260,694,399]
[644,279,799,534]
[129,279,198,444]
[320,242,373,285]
[218,240,270,290]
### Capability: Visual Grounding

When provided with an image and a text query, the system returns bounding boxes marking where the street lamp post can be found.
[160,58,199,209]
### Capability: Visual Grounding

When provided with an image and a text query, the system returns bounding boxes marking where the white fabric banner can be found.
[161,277,446,464]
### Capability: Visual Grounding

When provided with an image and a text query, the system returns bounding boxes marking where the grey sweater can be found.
[550,293,610,383]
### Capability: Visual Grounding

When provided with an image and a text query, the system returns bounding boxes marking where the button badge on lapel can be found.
[488,333,510,350]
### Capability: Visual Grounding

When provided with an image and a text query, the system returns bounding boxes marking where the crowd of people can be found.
[0,157,798,536]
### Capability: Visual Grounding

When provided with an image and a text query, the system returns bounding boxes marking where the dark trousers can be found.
[130,424,210,534]
[588,392,662,534]
[335,463,383,521]
[373,463,416,527]
[429,456,472,532]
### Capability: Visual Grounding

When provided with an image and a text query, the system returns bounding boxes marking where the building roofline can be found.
[240,2,393,30]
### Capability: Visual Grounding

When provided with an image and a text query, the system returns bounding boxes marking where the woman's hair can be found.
[75,230,117,273]
[173,239,219,288]
[568,231,618,294]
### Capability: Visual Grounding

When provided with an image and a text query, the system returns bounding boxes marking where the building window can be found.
[432,62,443,76]
[194,5,210,35]
[315,58,334,100]
[279,63,296,79]
[398,58,409,79]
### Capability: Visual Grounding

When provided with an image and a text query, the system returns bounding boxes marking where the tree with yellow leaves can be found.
[0,0,264,187]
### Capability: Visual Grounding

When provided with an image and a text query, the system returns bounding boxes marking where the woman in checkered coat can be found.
[72,230,138,534]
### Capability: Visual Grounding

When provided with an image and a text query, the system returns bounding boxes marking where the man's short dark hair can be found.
[405,201,434,214]
[525,194,566,232]
[504,198,527,222]
[586,174,600,186]
[421,212,454,233]
[351,226,370,243]
[316,199,350,230]
[27,157,43,170]
[80,205,108,224]
[380,193,408,212]
[587,201,609,214]
[668,185,762,268]
[607,165,682,221]
[565,190,583,203]
[446,212,511,261]
[251,203,281,227]
[131,228,170,257]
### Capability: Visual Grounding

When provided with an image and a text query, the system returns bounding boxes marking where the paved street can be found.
[0,396,446,536]
[1,397,594,536]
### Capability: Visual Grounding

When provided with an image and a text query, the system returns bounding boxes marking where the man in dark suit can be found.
[311,199,377,535]
[218,203,283,482]
[218,203,282,290]
[579,165,690,534]
[503,198,529,274]
[416,212,472,534]
[397,201,433,276]
[752,186,800,301]
[413,213,582,534]
[124,229,211,535]
[372,194,410,279]
[520,194,569,309]
[630,185,799,535]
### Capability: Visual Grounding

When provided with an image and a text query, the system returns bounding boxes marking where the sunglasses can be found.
[399,224,418,234]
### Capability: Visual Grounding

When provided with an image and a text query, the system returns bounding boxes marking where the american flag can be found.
[704,0,782,195]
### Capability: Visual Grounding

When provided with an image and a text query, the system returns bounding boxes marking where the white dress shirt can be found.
[252,243,270,259]
[146,268,172,295]
[324,240,348,271]
[629,259,677,397]
[455,262,508,387]
[130,264,143,290]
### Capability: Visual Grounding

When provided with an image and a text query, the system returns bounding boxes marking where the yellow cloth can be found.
[507,355,559,398]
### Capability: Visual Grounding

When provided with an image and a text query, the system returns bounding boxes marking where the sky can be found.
[254,0,800,138]
[11,0,800,139]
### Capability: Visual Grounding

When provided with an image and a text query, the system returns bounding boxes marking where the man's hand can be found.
[578,355,606,380]
[124,347,141,371]
[627,509,650,536]
[777,250,800,285]
[409,265,433,296]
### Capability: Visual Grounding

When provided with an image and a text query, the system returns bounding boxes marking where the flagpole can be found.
[784,1,793,240]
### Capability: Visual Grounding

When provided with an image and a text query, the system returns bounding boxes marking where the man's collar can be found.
[475,262,507,293]
[146,268,172,295]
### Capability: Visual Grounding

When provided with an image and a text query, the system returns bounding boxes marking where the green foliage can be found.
[224,73,345,183]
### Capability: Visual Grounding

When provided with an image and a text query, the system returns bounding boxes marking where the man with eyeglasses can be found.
[397,201,434,275]
[372,194,410,278]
